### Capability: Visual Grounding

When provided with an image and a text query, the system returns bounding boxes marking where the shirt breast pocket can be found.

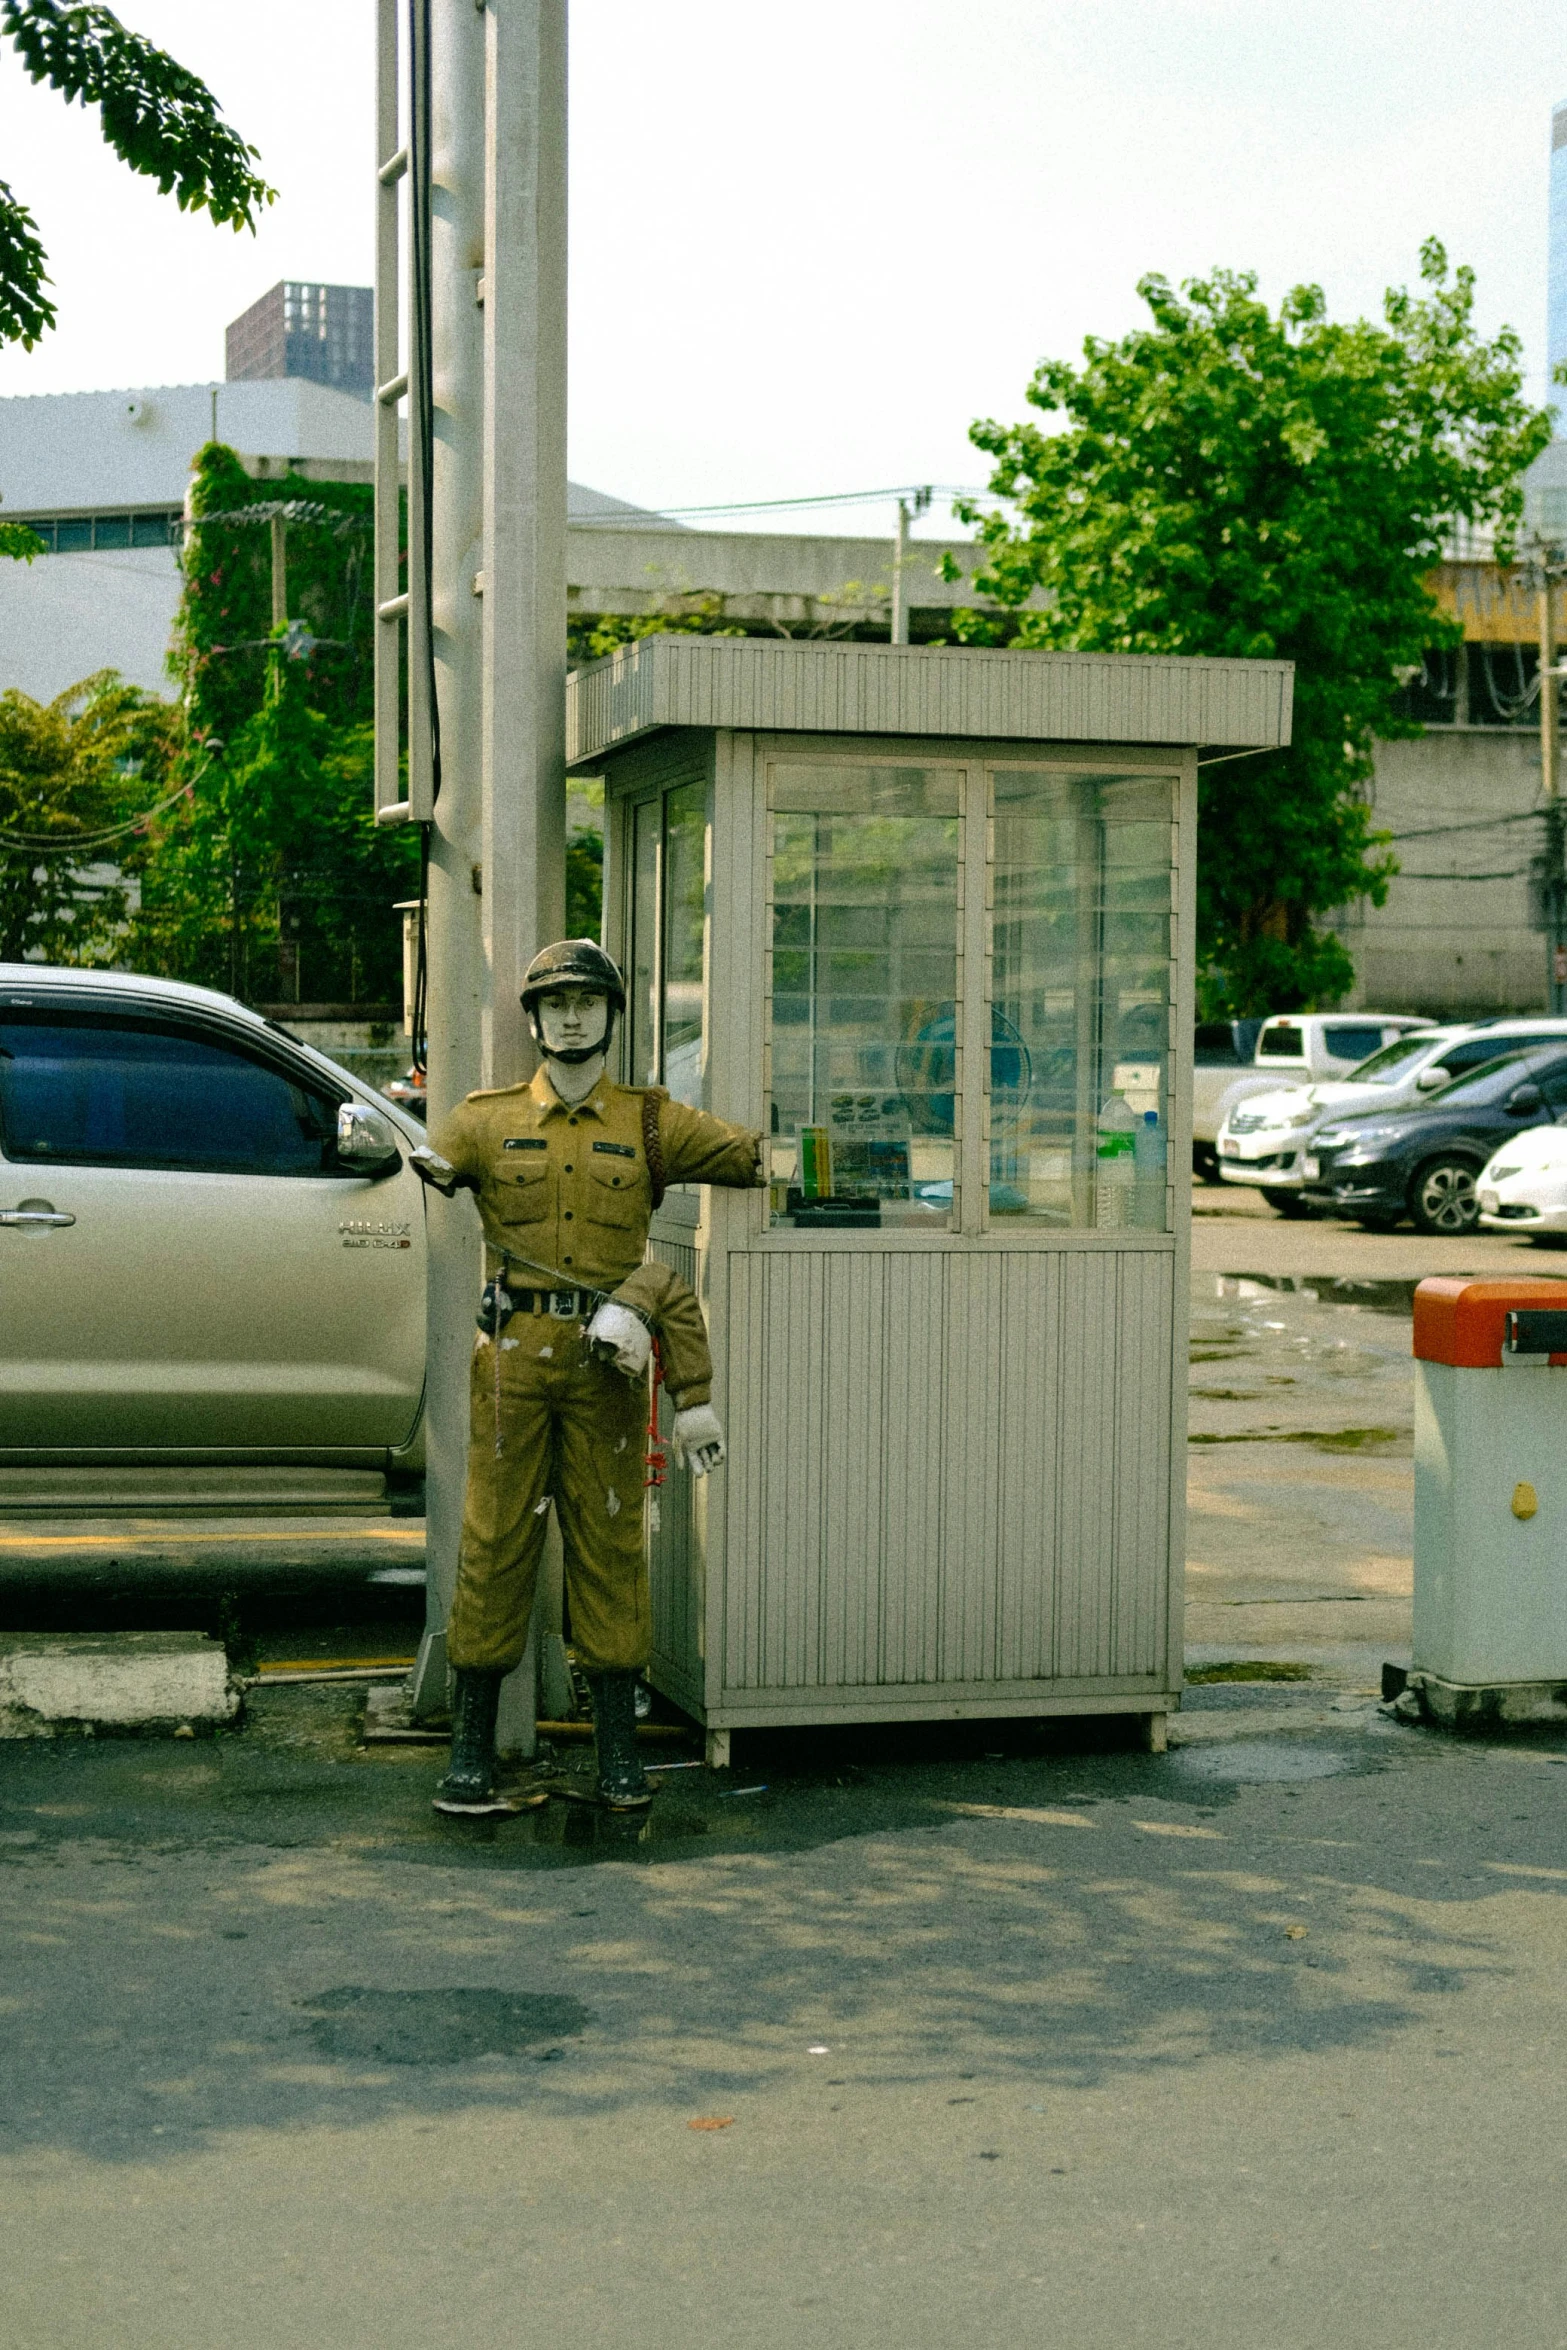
[497,1169,550,1226]
[582,1158,645,1231]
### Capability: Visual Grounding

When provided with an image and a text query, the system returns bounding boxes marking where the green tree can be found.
[0,0,273,346]
[134,442,416,1006]
[947,241,1552,1013]
[0,671,176,961]
[130,673,418,1005]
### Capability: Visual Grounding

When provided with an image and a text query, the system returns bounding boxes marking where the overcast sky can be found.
[0,1,1562,536]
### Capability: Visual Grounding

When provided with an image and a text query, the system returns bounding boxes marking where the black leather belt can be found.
[502,1286,593,1319]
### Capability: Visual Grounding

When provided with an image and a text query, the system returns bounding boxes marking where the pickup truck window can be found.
[1194,1023,1241,1066]
[1323,1024,1387,1064]
[0,1012,340,1175]
[1258,1023,1305,1060]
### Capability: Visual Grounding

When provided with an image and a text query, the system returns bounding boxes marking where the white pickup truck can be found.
[1194,1013,1423,1180]
[1216,1016,1567,1213]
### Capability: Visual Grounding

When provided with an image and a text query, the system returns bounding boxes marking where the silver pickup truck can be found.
[0,964,430,1512]
[1193,1012,1426,1181]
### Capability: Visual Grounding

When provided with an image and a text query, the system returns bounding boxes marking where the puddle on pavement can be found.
[1170,1741,1359,1784]
[297,1986,589,2064]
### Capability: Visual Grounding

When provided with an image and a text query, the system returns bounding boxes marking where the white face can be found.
[537,987,607,1056]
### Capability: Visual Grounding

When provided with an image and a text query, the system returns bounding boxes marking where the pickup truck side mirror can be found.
[1506,1083,1545,1118]
[1415,1065,1450,1091]
[335,1101,403,1176]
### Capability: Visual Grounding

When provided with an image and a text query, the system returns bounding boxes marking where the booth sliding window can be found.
[766,760,1172,1232]
[989,768,1172,1229]
[768,763,962,1230]
[629,778,706,1108]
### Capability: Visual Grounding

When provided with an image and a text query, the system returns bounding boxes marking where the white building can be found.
[0,379,390,703]
[0,380,695,705]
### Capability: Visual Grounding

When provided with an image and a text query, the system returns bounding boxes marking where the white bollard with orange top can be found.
[1395,1277,1567,1729]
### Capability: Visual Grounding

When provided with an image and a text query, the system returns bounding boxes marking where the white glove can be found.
[672,1403,725,1476]
[586,1300,651,1379]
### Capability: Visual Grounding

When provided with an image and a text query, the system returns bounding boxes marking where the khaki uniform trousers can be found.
[447,1319,650,1676]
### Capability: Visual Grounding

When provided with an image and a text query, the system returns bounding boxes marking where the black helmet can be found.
[520,938,625,1064]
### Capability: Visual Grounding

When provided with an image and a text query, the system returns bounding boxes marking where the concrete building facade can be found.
[225,282,375,402]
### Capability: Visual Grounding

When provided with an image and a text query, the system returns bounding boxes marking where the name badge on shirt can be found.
[593,1140,636,1158]
[503,1138,547,1150]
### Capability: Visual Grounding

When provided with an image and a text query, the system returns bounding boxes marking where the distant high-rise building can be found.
[1552,105,1567,397]
[226,282,374,402]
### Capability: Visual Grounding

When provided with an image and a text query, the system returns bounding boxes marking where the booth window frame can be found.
[601,730,1189,1256]
[760,746,1180,1244]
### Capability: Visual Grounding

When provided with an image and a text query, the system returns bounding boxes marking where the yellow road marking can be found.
[0,1528,423,1549]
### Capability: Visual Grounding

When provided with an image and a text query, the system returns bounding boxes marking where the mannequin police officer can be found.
[411,940,761,1812]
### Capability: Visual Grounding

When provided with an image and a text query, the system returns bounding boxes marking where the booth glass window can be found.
[628,779,707,1107]
[988,768,1173,1229]
[768,763,961,1231]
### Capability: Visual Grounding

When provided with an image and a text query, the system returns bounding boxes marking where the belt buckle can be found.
[550,1289,578,1319]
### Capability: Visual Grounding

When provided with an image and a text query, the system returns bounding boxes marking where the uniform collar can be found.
[529,1066,610,1121]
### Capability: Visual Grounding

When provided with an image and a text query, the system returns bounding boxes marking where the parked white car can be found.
[1217,1018,1567,1213]
[0,965,430,1505]
[1478,1125,1567,1238]
[1209,1012,1428,1155]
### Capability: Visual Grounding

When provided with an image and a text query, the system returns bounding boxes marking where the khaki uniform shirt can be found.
[433,1070,761,1400]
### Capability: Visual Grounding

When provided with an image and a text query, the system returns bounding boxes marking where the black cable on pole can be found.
[409,0,440,807]
[407,0,438,1073]
[412,817,430,1074]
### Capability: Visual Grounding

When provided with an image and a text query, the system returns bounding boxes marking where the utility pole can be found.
[269,513,287,632]
[888,485,932,645]
[1542,565,1565,1013]
[374,0,568,1737]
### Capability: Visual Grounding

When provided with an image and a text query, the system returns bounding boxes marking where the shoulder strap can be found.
[641,1089,666,1212]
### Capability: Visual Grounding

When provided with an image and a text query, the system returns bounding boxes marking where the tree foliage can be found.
[0,1,273,347]
[175,443,375,741]
[947,241,1553,1013]
[0,519,46,561]
[144,444,416,1005]
[0,671,176,962]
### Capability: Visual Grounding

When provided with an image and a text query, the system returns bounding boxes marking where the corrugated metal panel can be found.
[568,635,1293,767]
[717,1246,1172,1695]
[647,1233,699,1686]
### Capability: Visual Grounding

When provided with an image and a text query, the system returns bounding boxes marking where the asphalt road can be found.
[5,1683,1567,2349]
[5,1189,1567,2347]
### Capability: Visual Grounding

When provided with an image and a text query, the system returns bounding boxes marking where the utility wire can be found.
[0,756,214,854]
[572,482,990,525]
[1387,810,1545,841]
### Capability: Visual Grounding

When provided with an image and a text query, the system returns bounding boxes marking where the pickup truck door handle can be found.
[0,1203,76,1229]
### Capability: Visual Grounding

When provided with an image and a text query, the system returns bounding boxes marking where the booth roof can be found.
[565,632,1293,769]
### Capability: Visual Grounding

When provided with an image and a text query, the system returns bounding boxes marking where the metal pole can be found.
[407,0,568,1744]
[480,0,567,1080]
[890,497,909,645]
[269,513,287,631]
[409,0,492,1723]
[1542,573,1564,1014]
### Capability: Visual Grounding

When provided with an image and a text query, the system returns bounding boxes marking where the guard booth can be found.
[566,636,1293,1755]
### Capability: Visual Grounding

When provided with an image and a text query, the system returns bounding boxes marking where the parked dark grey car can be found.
[1301,1047,1567,1234]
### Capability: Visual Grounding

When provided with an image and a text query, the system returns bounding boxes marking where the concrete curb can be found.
[0,1631,239,1738]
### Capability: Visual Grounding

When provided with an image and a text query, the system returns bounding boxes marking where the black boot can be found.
[587,1670,652,1810]
[433,1668,509,1814]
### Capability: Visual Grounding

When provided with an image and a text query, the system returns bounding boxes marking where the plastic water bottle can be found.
[1095,1095,1137,1227]
[1134,1108,1167,1227]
